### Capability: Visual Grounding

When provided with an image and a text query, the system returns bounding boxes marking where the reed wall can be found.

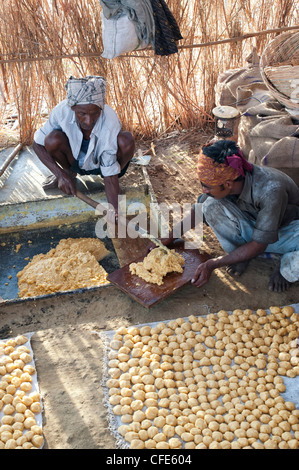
[0,0,297,146]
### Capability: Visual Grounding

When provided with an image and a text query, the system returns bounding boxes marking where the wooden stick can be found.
[0,143,23,177]
[76,190,105,211]
[0,25,298,65]
[177,26,299,49]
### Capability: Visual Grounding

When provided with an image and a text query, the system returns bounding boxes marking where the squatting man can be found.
[33,75,135,222]
[155,140,299,293]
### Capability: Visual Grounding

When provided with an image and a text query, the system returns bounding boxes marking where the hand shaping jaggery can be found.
[129,247,185,285]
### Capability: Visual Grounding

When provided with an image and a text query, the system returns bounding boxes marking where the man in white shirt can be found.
[33,75,135,220]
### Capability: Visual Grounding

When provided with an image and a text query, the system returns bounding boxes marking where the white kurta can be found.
[34,100,122,177]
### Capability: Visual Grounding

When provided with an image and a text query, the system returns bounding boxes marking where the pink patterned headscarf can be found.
[197,149,253,186]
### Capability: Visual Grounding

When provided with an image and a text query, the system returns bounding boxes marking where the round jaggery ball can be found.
[281,306,294,317]
[168,437,182,449]
[23,364,36,375]
[30,401,42,414]
[24,417,36,429]
[15,335,28,346]
[5,438,17,449]
[30,425,43,436]
[1,431,13,443]
[20,382,32,392]
[3,404,15,415]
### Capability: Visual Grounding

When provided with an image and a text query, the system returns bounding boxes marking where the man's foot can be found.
[42,174,59,190]
[268,267,291,292]
[226,260,250,277]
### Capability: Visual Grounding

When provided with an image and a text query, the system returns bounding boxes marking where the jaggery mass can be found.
[129,247,185,286]
[53,237,109,261]
[17,238,110,298]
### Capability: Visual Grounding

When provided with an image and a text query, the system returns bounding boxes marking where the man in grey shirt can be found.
[158,140,299,292]
[33,75,135,222]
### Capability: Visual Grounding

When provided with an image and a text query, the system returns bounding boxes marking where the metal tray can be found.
[0,219,119,304]
[0,184,152,305]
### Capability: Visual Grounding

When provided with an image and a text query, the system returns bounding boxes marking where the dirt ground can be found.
[0,128,298,449]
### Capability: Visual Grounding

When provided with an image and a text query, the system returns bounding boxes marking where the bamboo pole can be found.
[177,25,299,49]
[0,0,297,141]
[0,143,24,177]
[0,25,298,65]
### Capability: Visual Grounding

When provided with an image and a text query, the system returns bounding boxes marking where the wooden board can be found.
[107,241,210,308]
[111,236,149,268]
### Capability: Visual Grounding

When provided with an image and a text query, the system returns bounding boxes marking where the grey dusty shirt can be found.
[199,165,299,245]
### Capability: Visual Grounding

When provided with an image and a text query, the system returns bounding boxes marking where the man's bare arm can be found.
[191,240,268,287]
[103,174,120,220]
[32,141,76,195]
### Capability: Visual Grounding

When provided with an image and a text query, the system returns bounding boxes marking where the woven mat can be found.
[101,304,299,449]
[0,332,44,449]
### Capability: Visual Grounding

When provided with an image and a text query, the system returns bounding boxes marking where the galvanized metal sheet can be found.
[0,220,120,303]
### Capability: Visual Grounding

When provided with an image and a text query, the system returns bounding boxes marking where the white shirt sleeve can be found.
[100,157,121,177]
[92,105,122,176]
[33,104,63,146]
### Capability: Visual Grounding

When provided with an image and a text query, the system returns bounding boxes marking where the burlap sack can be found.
[215,47,274,157]
[239,100,289,159]
[215,48,272,111]
[248,113,299,168]
[215,47,299,174]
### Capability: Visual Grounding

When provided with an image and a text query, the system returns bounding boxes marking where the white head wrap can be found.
[65,75,107,109]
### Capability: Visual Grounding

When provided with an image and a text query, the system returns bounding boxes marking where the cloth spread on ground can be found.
[100,305,299,449]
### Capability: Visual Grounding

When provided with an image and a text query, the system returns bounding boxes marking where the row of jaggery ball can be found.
[105,305,299,448]
[0,335,44,449]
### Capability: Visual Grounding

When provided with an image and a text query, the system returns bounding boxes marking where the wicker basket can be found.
[260,31,299,111]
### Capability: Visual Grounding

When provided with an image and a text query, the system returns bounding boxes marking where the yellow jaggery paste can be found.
[129,247,185,286]
[17,238,110,298]
[53,237,109,261]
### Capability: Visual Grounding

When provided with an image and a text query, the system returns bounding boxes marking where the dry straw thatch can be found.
[0,0,298,146]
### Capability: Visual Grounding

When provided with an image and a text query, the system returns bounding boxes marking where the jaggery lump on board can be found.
[129,247,184,285]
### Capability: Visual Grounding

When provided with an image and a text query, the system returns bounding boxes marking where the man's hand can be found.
[191,259,215,288]
[106,207,118,225]
[191,240,268,289]
[57,170,77,196]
